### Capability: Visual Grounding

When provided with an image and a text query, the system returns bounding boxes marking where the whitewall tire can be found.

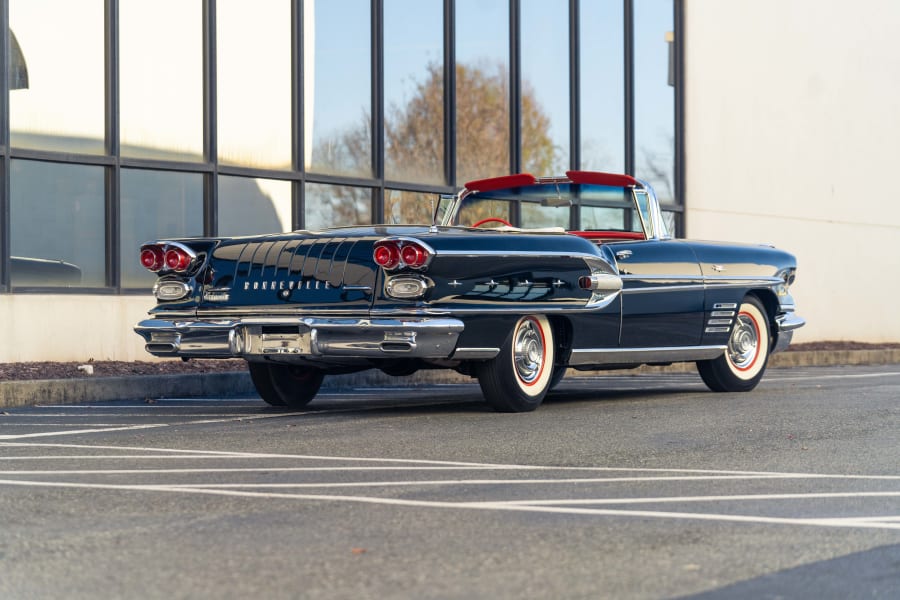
[697,296,771,392]
[477,315,555,412]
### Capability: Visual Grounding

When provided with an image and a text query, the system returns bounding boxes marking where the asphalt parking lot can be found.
[1,365,898,599]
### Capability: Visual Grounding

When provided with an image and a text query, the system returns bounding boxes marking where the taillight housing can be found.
[373,239,433,271]
[373,242,401,269]
[140,246,165,272]
[165,248,192,271]
[140,242,196,273]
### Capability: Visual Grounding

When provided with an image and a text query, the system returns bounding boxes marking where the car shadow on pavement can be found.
[678,544,900,599]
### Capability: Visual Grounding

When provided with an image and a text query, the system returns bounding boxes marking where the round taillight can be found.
[165,248,192,272]
[140,246,164,271]
[400,243,428,268]
[373,243,401,269]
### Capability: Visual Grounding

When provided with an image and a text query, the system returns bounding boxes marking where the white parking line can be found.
[3,441,900,479]
[764,371,900,382]
[0,477,896,531]
[0,424,168,440]
[2,441,898,531]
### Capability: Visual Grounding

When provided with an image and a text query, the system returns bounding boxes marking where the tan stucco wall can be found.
[0,295,154,362]
[684,0,900,342]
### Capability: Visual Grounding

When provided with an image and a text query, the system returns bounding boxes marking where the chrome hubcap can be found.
[514,319,544,384]
[728,313,759,370]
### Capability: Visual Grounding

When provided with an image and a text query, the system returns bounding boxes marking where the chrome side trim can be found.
[569,345,726,366]
[622,275,782,285]
[435,249,603,261]
[622,284,703,294]
[451,347,500,359]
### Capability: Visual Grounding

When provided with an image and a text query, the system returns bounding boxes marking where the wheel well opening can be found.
[747,290,778,341]
[547,316,573,366]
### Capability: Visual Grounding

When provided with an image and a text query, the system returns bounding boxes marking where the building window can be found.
[219,176,293,236]
[455,0,510,184]
[10,160,105,287]
[384,189,440,225]
[634,0,676,204]
[120,169,203,289]
[217,0,292,170]
[120,0,204,161]
[580,0,625,172]
[384,0,445,185]
[9,0,105,154]
[304,0,372,177]
[521,0,570,174]
[305,183,372,230]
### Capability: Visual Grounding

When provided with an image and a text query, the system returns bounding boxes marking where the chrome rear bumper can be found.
[135,316,464,360]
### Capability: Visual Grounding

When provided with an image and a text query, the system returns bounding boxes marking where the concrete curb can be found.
[2,350,899,409]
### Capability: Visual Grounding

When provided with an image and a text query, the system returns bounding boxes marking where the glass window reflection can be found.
[521,202,569,229]
[304,0,372,177]
[521,0,569,174]
[384,190,439,225]
[9,1,105,154]
[219,176,292,236]
[455,0,509,185]
[634,0,675,203]
[580,0,625,172]
[384,0,444,184]
[217,0,292,170]
[120,169,203,289]
[10,160,105,287]
[305,183,371,230]
[120,0,204,161]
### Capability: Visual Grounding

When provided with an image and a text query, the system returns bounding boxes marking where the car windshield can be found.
[443,183,648,235]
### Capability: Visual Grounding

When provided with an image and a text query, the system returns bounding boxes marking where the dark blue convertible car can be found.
[135,171,804,412]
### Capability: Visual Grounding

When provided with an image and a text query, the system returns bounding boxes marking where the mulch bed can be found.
[0,359,248,382]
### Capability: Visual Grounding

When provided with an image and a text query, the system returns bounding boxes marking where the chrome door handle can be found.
[615,250,633,260]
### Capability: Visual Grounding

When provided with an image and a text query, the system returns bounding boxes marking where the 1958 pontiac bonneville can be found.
[135,171,804,412]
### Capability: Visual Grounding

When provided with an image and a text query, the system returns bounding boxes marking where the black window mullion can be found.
[293,0,304,229]
[569,0,580,172]
[623,0,635,177]
[444,0,456,188]
[202,0,217,236]
[509,0,521,174]
[105,0,120,289]
[371,0,384,222]
[674,0,685,236]
[1,0,9,291]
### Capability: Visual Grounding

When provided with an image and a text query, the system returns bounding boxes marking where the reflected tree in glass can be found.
[305,0,372,177]
[305,183,371,230]
[384,190,439,225]
[309,61,555,193]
